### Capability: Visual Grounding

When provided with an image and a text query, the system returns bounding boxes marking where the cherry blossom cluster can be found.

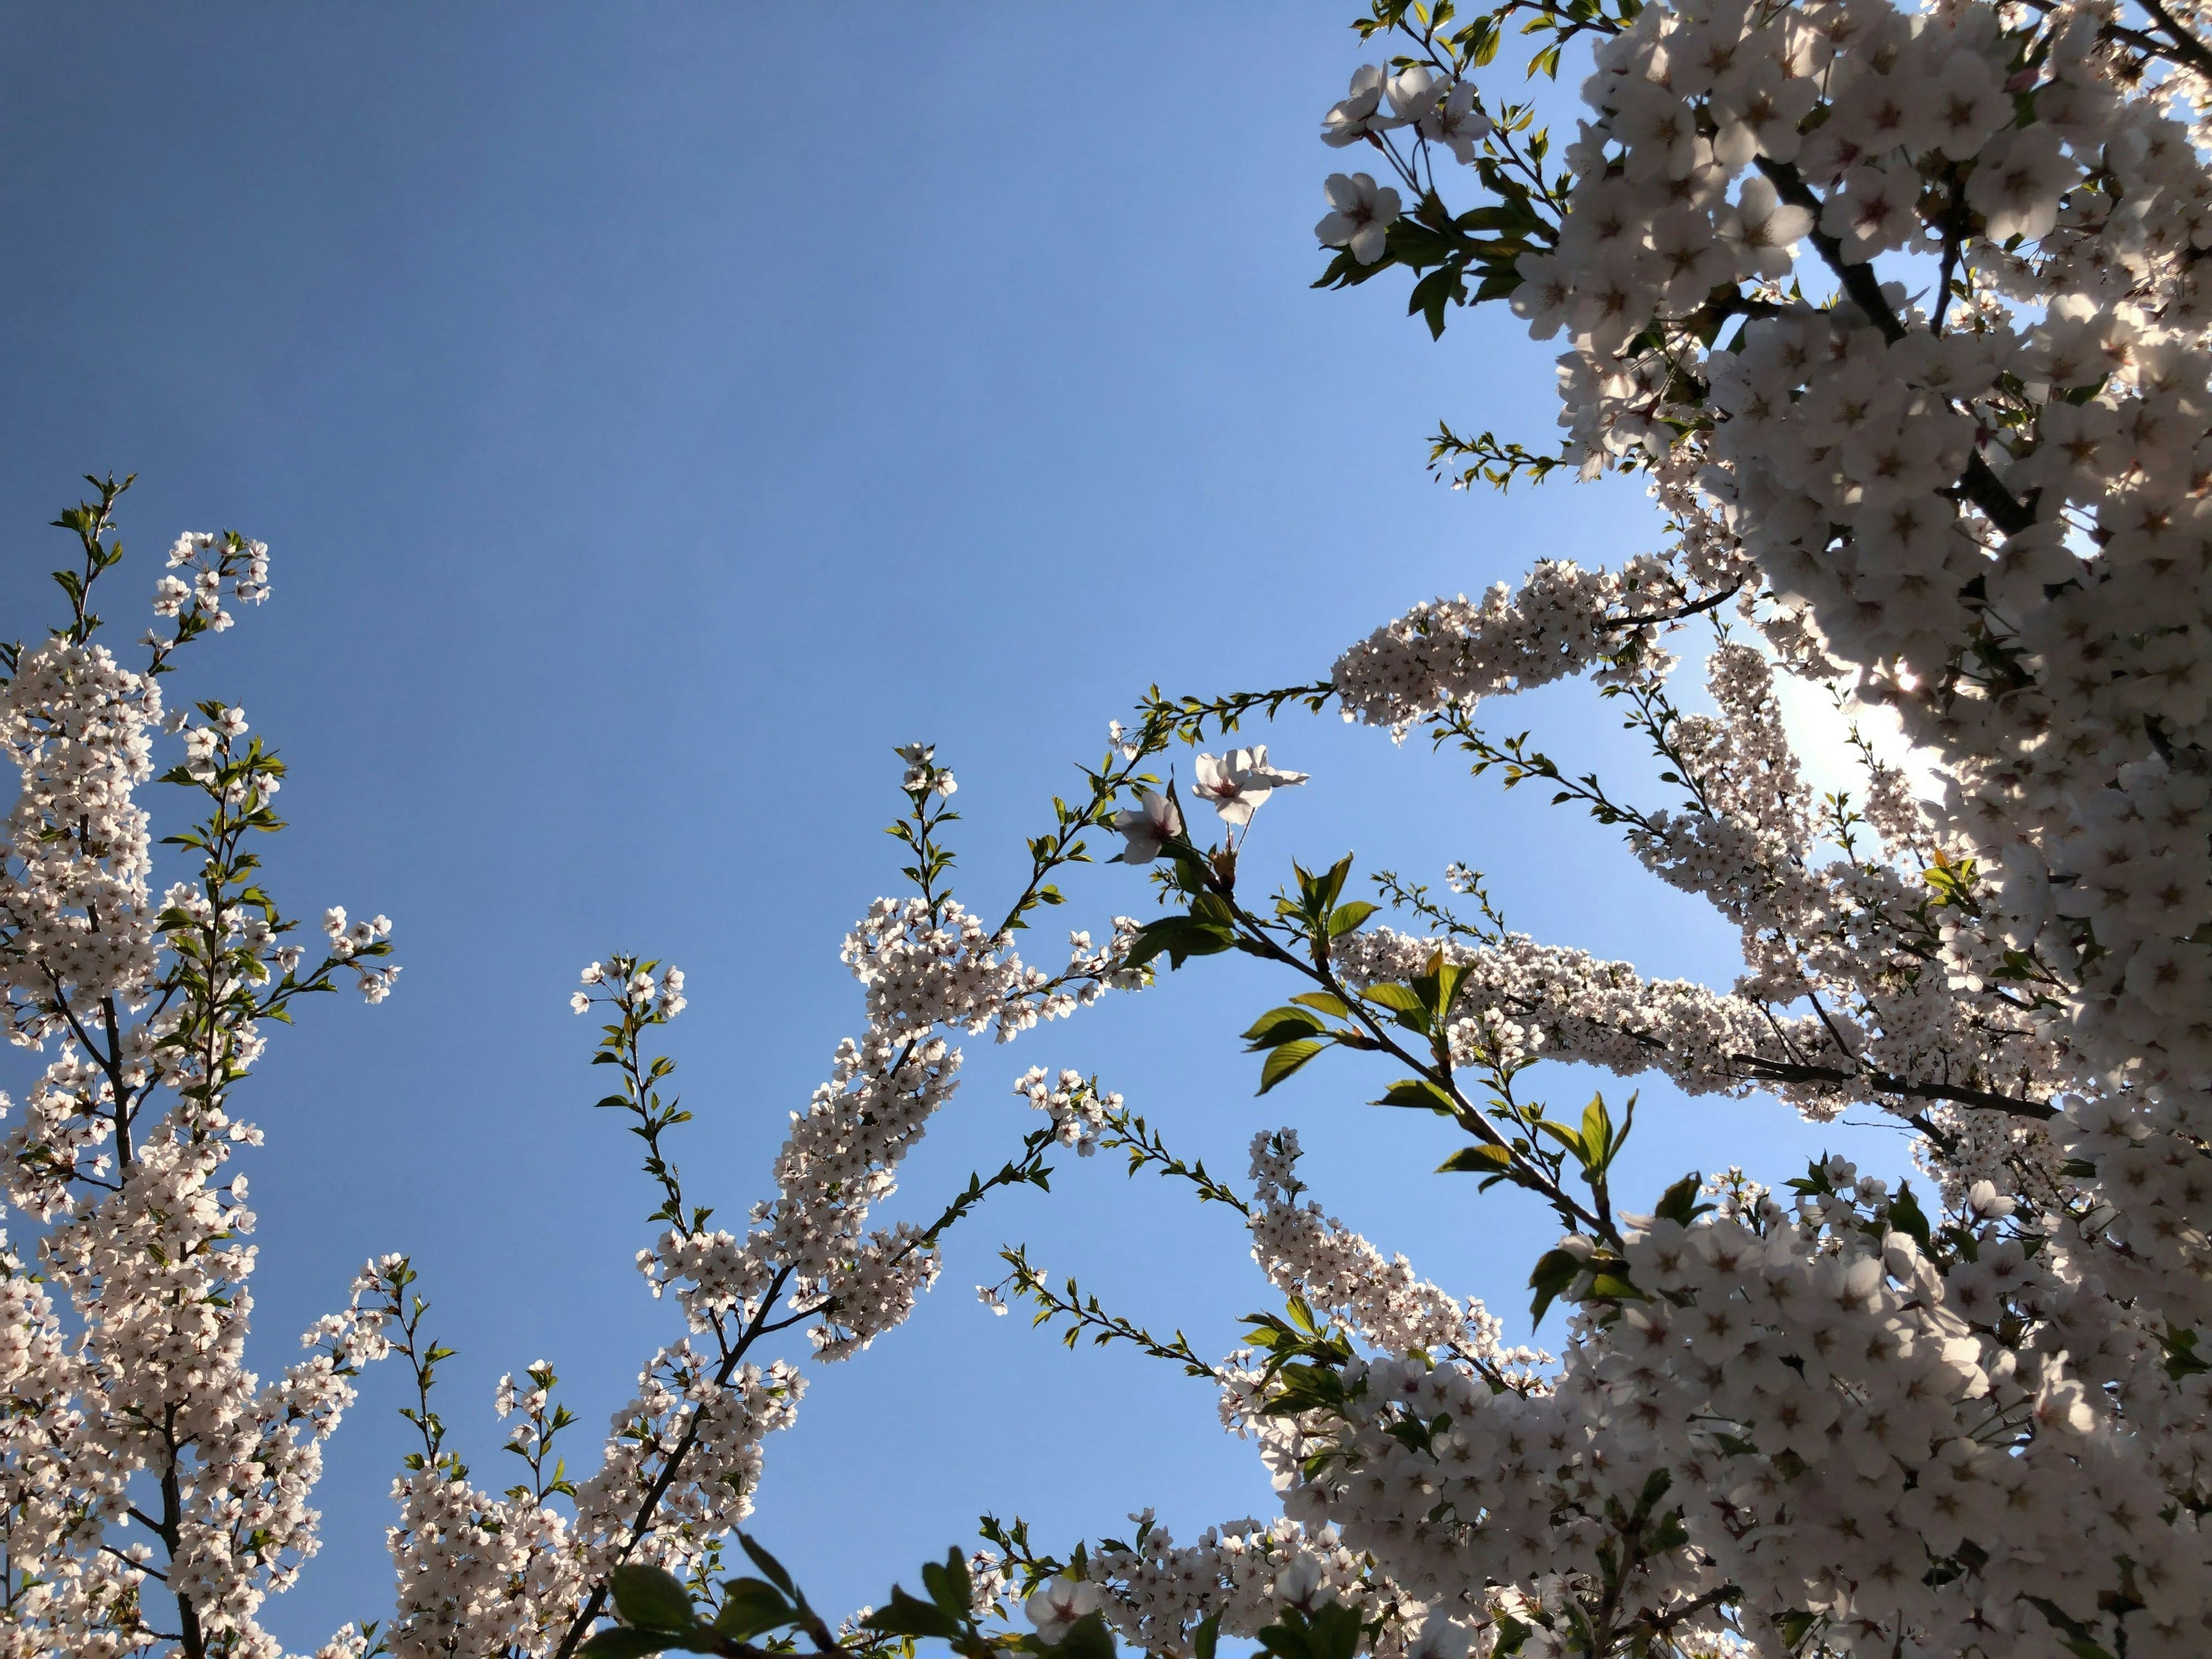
[1,487,406,1659]
[1070,1516,1408,1659]
[0,635,164,1016]
[1244,1164,2212,1657]
[1331,555,1718,734]
[153,532,270,631]
[1246,1130,1498,1360]
[20,0,2212,1650]
[624,900,1134,1365]
[1017,1066,1118,1155]
[1142,0,2212,1651]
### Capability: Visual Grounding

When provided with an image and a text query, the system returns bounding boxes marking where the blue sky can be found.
[0,6,1898,1649]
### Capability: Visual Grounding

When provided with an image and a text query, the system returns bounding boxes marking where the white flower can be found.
[1717,175,1813,279]
[1024,1578,1101,1643]
[1966,123,2076,243]
[1419,78,1492,164]
[1321,65,1391,147]
[1405,1613,1471,1659]
[1190,747,1308,828]
[1271,1556,1327,1611]
[1385,64,1440,126]
[1316,172,1402,265]
[1109,789,1182,863]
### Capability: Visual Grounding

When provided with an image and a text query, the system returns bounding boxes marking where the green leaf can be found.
[1437,1143,1514,1173]
[1528,1245,1585,1324]
[1358,982,1423,1013]
[1408,265,1457,338]
[864,1587,960,1640]
[1374,1077,1457,1115]
[1580,1093,1613,1168]
[921,1549,973,1619]
[1319,853,1353,911]
[714,1578,794,1640]
[1194,1613,1221,1659]
[1653,1171,1713,1226]
[1258,1039,1328,1095]
[1887,1183,1933,1252]
[1289,991,1350,1018]
[607,1564,695,1634]
[1422,957,1467,1018]
[1241,1006,1327,1047]
[1531,1118,1588,1163]
[1126,915,1237,971]
[579,1631,681,1659]
[735,1533,797,1597]
[1256,1603,1364,1659]
[1052,1612,1118,1659]
[1492,1615,1531,1657]
[1358,981,1429,1033]
[1326,901,1378,937]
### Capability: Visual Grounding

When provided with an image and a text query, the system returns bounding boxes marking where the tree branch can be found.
[1727,1052,2055,1120]
[1752,157,2033,536]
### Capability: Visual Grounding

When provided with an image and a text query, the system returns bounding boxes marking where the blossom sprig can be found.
[985,1245,1221,1378]
[1109,746,1308,899]
[18,0,2212,1647]
[0,486,402,1658]
[146,524,272,673]
[577,953,703,1234]
[891,743,964,923]
[379,731,1167,1659]
[575,1529,1133,1659]
[1116,837,1621,1248]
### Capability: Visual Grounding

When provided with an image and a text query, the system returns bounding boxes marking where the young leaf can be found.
[579,1631,681,1659]
[1437,1143,1514,1173]
[1528,1245,1585,1323]
[863,1587,960,1640]
[1888,1183,1934,1251]
[714,1578,795,1640]
[1580,1093,1613,1169]
[607,1563,695,1634]
[1327,900,1378,937]
[1319,853,1354,912]
[1653,1171,1713,1226]
[1359,981,1430,1033]
[735,1532,798,1596]
[921,1551,971,1620]
[1258,1039,1328,1094]
[1531,1118,1589,1164]
[1375,1077,1458,1115]
[1052,1612,1119,1659]
[1242,1006,1327,1048]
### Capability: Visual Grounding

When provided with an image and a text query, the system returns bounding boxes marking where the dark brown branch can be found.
[1595,582,1744,630]
[1728,1052,2055,1120]
[551,1263,795,1659]
[1752,158,2034,536]
[2137,0,2212,78]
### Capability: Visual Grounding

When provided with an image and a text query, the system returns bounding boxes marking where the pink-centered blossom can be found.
[1190,746,1308,827]
[1109,788,1182,863]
